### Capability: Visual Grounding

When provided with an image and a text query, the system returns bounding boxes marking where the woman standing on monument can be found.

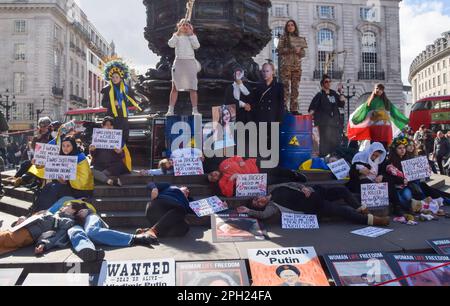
[277,20,307,114]
[166,19,201,116]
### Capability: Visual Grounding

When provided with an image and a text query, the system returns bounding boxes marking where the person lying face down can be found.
[236,182,389,226]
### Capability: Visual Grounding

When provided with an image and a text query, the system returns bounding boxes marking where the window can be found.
[317,29,335,75]
[76,84,79,97]
[272,26,284,68]
[360,7,378,21]
[361,32,378,78]
[70,81,73,95]
[54,24,62,41]
[14,20,26,33]
[444,89,447,95]
[13,73,25,94]
[81,86,84,99]
[433,78,436,88]
[444,60,447,68]
[317,6,335,19]
[70,58,74,74]
[273,4,289,18]
[76,62,79,78]
[438,75,441,86]
[438,62,441,71]
[81,66,84,80]
[444,73,447,84]
[14,44,26,61]
[27,103,34,121]
[11,104,20,121]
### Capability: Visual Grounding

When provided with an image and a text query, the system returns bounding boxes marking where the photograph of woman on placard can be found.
[212,105,236,151]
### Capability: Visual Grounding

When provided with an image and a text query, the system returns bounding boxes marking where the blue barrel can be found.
[165,115,203,157]
[279,114,313,170]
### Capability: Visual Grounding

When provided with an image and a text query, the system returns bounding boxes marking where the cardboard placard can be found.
[351,227,393,238]
[10,213,50,233]
[361,183,389,208]
[173,157,204,176]
[247,247,329,286]
[401,156,432,181]
[235,174,267,197]
[44,155,78,180]
[176,260,249,286]
[34,143,59,167]
[211,214,266,243]
[189,196,228,217]
[281,213,319,230]
[327,159,350,180]
[98,259,176,286]
[92,128,123,150]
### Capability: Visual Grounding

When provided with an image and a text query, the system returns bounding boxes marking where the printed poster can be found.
[211,214,267,243]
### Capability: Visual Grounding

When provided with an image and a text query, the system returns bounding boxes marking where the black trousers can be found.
[318,125,341,157]
[436,155,446,175]
[113,117,130,146]
[145,199,189,238]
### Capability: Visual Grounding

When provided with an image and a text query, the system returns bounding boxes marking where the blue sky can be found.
[76,0,450,85]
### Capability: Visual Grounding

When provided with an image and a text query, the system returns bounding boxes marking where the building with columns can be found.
[0,0,115,130]
[409,31,450,103]
[255,0,404,118]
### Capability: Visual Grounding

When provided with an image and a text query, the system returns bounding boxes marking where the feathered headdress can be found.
[103,59,130,81]
[391,135,409,149]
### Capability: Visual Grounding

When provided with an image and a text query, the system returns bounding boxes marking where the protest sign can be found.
[92,128,123,150]
[10,213,51,233]
[189,196,228,217]
[427,238,450,255]
[98,259,175,286]
[44,155,78,180]
[327,159,350,180]
[361,183,389,208]
[34,143,59,167]
[0,269,24,286]
[401,156,432,181]
[386,253,450,286]
[351,227,393,238]
[173,157,204,176]
[247,247,329,286]
[235,174,267,197]
[211,214,266,243]
[176,260,249,286]
[23,273,90,286]
[323,253,400,286]
[281,213,319,230]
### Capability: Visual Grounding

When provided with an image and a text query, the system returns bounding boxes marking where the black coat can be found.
[101,85,137,118]
[253,80,285,124]
[308,89,345,128]
[224,82,254,124]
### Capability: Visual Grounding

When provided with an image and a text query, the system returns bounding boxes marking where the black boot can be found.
[77,248,105,262]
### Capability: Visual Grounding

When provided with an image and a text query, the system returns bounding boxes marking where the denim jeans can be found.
[397,188,413,211]
[68,214,133,252]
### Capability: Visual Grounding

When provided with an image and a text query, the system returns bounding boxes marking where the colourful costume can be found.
[347,96,409,144]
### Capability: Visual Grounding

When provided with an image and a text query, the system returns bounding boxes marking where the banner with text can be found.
[236,174,267,197]
[92,128,123,150]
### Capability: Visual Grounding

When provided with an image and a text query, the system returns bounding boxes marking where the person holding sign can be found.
[0,202,87,256]
[33,137,94,212]
[237,182,389,226]
[385,136,414,213]
[90,117,130,187]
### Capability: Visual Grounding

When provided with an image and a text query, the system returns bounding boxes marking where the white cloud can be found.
[400,1,450,85]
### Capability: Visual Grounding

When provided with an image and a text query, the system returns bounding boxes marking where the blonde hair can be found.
[262,62,276,73]
[177,18,191,28]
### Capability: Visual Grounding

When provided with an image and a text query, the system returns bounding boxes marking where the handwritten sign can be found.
[189,196,228,217]
[361,183,389,208]
[282,213,319,229]
[351,227,393,238]
[92,128,123,150]
[236,174,267,197]
[44,155,78,180]
[34,143,59,166]
[98,259,175,286]
[173,157,204,176]
[402,156,432,181]
[327,159,350,180]
[10,214,51,233]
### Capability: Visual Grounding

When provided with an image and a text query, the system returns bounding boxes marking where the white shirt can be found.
[168,34,200,60]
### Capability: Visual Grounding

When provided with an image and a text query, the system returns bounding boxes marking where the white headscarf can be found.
[352,142,387,179]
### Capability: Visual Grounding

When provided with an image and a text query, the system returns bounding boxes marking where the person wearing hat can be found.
[101,59,142,145]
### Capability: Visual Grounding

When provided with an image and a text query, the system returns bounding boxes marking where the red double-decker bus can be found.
[409,96,450,132]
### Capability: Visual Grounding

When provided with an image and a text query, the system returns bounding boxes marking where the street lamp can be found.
[36,98,45,126]
[0,89,16,122]
[344,80,356,121]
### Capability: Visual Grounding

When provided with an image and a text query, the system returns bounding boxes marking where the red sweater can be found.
[218,156,260,197]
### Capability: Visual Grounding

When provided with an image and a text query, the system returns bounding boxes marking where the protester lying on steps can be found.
[47,198,158,262]
[90,117,130,187]
[139,182,196,240]
[207,156,307,198]
[139,158,174,176]
[0,202,87,256]
[236,183,389,226]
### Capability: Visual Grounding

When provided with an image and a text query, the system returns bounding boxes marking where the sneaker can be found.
[165,111,175,117]
[192,110,201,116]
[114,178,122,187]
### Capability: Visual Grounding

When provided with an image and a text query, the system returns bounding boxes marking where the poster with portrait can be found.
[247,247,329,286]
[323,252,400,286]
[211,213,267,243]
[427,238,450,256]
[212,105,236,151]
[176,260,249,286]
[386,254,450,286]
